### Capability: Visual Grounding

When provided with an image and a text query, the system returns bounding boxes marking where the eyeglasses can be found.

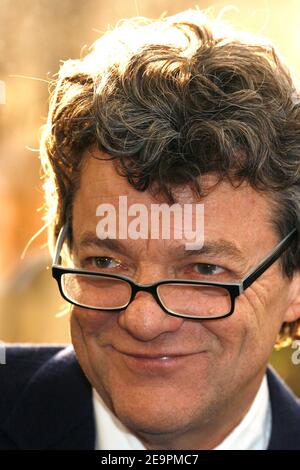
[52,224,297,320]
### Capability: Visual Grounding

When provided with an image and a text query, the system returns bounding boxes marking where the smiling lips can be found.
[124,353,193,359]
[114,347,199,359]
[112,347,202,370]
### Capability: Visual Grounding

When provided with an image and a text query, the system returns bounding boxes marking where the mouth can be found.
[112,347,203,372]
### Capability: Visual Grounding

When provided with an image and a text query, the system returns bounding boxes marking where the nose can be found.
[117,289,184,341]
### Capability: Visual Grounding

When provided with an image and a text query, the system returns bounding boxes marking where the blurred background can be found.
[0,0,299,395]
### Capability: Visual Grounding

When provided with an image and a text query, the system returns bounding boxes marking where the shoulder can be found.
[0,344,66,417]
[267,366,300,449]
[0,344,94,449]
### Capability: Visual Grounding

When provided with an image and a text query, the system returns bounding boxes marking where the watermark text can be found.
[96,196,204,250]
[291,340,300,365]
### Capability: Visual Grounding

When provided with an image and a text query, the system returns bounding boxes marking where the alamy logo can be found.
[291,340,300,365]
[0,341,6,365]
[96,196,204,250]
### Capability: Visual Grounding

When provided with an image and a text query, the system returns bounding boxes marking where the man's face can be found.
[70,150,295,449]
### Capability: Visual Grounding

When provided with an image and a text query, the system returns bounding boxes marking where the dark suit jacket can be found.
[0,345,299,449]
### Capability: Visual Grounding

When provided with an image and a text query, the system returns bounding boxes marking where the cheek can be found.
[71,306,114,336]
[243,278,288,340]
[202,284,281,362]
[221,280,287,358]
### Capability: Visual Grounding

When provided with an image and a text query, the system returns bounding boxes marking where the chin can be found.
[109,383,208,437]
[114,400,193,437]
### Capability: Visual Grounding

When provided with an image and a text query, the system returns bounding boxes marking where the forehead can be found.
[72,148,276,253]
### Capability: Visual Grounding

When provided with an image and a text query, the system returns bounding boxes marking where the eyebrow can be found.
[76,231,247,265]
[77,233,129,257]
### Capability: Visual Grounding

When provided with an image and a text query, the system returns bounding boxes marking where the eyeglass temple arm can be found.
[241,228,297,292]
[53,223,69,265]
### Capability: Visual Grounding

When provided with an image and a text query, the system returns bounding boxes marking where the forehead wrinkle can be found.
[181,240,245,260]
[76,232,129,256]
[75,230,246,264]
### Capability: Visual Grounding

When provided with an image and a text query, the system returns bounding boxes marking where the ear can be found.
[283,271,300,323]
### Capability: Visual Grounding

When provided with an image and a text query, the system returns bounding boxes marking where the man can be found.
[1,9,300,450]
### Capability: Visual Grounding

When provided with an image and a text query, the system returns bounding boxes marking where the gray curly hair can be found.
[40,9,300,347]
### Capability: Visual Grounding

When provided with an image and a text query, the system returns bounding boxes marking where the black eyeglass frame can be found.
[52,224,297,320]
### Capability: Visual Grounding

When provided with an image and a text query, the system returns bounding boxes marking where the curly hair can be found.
[40,9,300,348]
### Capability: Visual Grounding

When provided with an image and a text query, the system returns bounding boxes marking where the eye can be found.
[191,263,225,276]
[95,257,120,269]
[84,256,122,270]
